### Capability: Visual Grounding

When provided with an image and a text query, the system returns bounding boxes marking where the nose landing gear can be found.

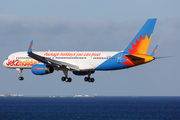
[19,77,24,80]
[16,68,24,81]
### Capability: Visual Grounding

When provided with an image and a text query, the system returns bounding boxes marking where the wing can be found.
[27,40,80,71]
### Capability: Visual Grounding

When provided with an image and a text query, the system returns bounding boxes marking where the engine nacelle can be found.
[31,64,54,75]
[73,71,95,76]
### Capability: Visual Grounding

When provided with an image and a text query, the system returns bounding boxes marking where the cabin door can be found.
[117,53,122,64]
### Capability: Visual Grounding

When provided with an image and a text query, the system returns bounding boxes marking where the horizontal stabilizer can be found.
[151,45,158,56]
[125,54,154,65]
[125,55,144,61]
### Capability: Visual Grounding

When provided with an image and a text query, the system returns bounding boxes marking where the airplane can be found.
[3,19,158,83]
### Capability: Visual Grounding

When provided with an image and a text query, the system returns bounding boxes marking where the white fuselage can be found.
[3,51,121,71]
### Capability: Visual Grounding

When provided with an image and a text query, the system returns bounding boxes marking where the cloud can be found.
[0,14,142,51]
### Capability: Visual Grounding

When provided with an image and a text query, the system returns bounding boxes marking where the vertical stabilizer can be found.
[123,19,157,55]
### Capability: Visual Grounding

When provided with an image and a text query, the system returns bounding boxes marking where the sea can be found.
[1,97,180,120]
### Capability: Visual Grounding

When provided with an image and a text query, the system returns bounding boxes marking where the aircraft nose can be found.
[3,60,7,67]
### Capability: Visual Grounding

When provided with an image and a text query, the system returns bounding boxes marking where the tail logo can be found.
[128,33,152,55]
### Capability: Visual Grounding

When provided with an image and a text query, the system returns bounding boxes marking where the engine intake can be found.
[31,64,54,75]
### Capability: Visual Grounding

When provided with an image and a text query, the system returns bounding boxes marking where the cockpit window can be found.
[6,57,8,60]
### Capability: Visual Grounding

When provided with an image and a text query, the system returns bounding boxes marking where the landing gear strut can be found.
[16,68,24,80]
[84,71,95,83]
[61,69,72,82]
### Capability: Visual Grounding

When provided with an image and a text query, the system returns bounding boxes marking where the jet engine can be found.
[31,64,54,75]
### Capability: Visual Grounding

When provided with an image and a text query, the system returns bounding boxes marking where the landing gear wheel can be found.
[84,77,88,82]
[68,78,72,82]
[88,78,91,82]
[61,77,65,81]
[91,78,95,83]
[65,77,69,82]
[18,77,24,80]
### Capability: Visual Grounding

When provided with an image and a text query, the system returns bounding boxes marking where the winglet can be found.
[151,45,158,56]
[28,40,33,54]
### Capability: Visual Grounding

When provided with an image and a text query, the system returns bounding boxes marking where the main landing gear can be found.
[84,77,95,83]
[84,71,95,83]
[61,69,72,82]
[61,77,72,82]
[16,68,24,80]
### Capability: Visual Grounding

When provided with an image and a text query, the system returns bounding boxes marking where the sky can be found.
[0,0,180,96]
